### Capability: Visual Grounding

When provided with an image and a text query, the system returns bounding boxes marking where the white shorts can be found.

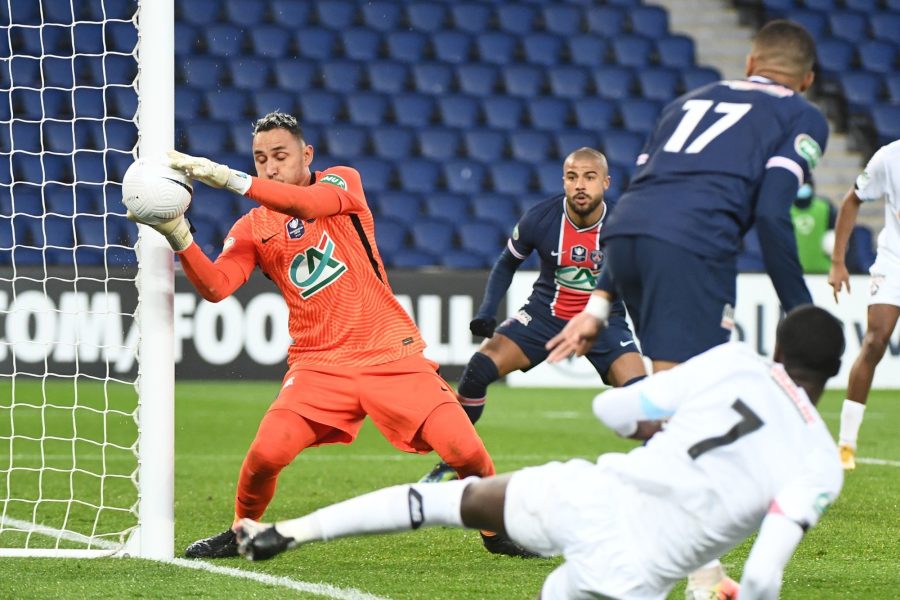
[504,459,669,600]
[868,256,900,308]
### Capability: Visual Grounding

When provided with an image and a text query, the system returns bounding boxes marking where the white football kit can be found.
[857,140,900,307]
[504,343,843,600]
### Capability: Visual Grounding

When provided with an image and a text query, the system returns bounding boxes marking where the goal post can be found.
[0,0,175,559]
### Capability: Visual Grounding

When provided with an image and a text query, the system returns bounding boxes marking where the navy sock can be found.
[457,352,499,425]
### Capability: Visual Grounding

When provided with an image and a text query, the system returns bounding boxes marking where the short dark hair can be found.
[252,111,305,142]
[776,305,845,378]
[753,19,817,74]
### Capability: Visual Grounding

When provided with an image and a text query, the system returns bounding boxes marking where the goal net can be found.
[0,0,174,558]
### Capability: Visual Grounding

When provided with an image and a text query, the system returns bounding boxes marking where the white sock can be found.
[276,479,473,544]
[839,399,866,448]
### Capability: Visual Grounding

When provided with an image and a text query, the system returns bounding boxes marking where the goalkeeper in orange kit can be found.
[129,112,531,558]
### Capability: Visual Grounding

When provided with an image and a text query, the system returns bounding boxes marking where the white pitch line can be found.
[857,457,900,467]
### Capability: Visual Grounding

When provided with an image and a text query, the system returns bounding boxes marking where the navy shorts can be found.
[495,303,638,384]
[604,235,736,363]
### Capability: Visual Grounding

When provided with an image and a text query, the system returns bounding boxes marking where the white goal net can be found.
[1,0,174,558]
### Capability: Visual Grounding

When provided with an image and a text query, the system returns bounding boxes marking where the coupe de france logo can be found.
[320,173,348,190]
[288,232,348,299]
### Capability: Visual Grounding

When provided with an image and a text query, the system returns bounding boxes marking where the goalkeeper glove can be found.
[126,210,193,252]
[470,316,497,338]
[167,150,252,195]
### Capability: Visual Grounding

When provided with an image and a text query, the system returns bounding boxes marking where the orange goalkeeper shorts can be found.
[269,352,459,453]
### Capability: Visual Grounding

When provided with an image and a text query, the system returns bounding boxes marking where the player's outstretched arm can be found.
[167,150,252,196]
[545,291,610,362]
[739,512,805,600]
[828,189,862,303]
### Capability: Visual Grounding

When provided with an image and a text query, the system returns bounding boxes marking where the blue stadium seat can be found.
[573,97,617,130]
[443,159,487,194]
[392,94,436,127]
[106,152,135,182]
[75,25,106,55]
[423,192,469,223]
[377,192,422,220]
[272,60,318,93]
[341,28,382,61]
[321,60,364,93]
[859,41,897,74]
[40,57,74,88]
[464,129,507,162]
[299,91,343,125]
[450,3,493,34]
[271,0,312,27]
[542,5,580,36]
[611,35,654,68]
[185,121,229,156]
[413,62,455,94]
[107,87,138,119]
[10,122,41,153]
[229,123,251,153]
[224,0,268,26]
[371,126,414,160]
[603,130,645,167]
[482,97,525,130]
[510,131,552,163]
[459,222,504,257]
[367,60,410,94]
[88,55,138,87]
[410,217,455,254]
[638,67,681,102]
[206,89,249,121]
[190,187,237,223]
[475,32,518,65]
[442,250,489,269]
[205,23,245,57]
[592,66,636,100]
[522,33,564,67]
[555,130,601,158]
[496,4,538,34]
[489,161,533,195]
[845,0,879,10]
[323,125,368,158]
[177,0,220,26]
[180,57,225,88]
[249,24,292,59]
[619,99,661,134]
[815,38,855,78]
[828,11,868,43]
[418,127,462,161]
[549,66,591,99]
[230,57,271,90]
[567,35,609,68]
[629,5,669,38]
[871,104,900,146]
[296,28,338,61]
[471,193,519,231]
[175,23,199,55]
[438,95,481,128]
[391,251,439,268]
[72,152,105,185]
[397,158,440,193]
[314,0,357,30]
[433,31,472,64]
[175,87,202,123]
[457,64,499,96]
[527,97,571,131]
[44,216,76,249]
[105,121,138,152]
[784,10,828,39]
[352,157,394,192]
[373,216,408,259]
[535,163,564,195]
[804,0,838,10]
[346,92,389,127]
[587,5,626,35]
[871,14,900,45]
[406,2,449,33]
[886,74,900,104]
[681,66,721,91]
[250,90,296,119]
[502,64,545,98]
[361,1,403,32]
[106,21,138,53]
[656,35,696,69]
[385,30,430,62]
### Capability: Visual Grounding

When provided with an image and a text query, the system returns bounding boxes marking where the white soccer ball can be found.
[121,158,193,225]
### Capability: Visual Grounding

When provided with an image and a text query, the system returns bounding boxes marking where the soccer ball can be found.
[121,158,193,225]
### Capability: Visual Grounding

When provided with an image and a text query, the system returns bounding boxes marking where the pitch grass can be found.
[1,382,898,599]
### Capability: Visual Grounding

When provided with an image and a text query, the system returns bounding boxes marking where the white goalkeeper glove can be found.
[167,150,252,195]
[126,210,193,252]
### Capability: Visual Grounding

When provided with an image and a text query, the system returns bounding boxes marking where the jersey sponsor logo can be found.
[571,245,587,263]
[288,232,348,299]
[794,134,822,169]
[503,309,532,327]
[223,236,236,251]
[320,173,348,190]
[554,266,598,292]
[286,217,305,239]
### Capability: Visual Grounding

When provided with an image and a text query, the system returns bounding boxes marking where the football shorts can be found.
[868,255,900,308]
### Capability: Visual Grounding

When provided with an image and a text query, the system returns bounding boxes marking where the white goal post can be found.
[0,0,174,558]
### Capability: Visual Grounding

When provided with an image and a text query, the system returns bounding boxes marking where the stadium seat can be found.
[184,121,228,156]
[371,126,414,160]
[522,33,564,67]
[346,92,389,127]
[443,159,487,194]
[392,94,436,127]
[603,130,645,167]
[628,5,669,38]
[438,95,481,128]
[377,192,422,221]
[341,28,382,61]
[620,99,662,134]
[190,187,237,223]
[230,57,271,90]
[385,31,430,62]
[224,0,268,26]
[205,23,245,57]
[442,249,489,269]
[175,23,199,55]
[804,0,838,10]
[323,125,368,158]
[250,90,296,119]
[177,0,220,26]
[587,5,626,36]
[418,127,462,161]
[450,4,493,34]
[611,35,654,69]
[535,163,564,195]
[573,97,617,131]
[828,11,868,43]
[413,62,455,95]
[548,66,591,99]
[871,14,900,45]
[482,97,525,130]
[567,35,610,68]
[554,130,601,158]
[496,4,538,35]
[107,87,138,120]
[272,60,318,93]
[656,35,696,69]
[859,41,897,74]
[457,64,499,97]
[527,97,571,131]
[475,32,518,65]
[784,10,828,39]
[361,1,403,32]
[471,193,519,231]
[44,215,76,249]
[845,0,879,10]
[638,67,681,102]
[433,31,472,64]
[72,152,106,185]
[840,72,883,115]
[542,5,581,36]
[40,57,74,88]
[270,0,312,27]
[352,157,394,192]
[410,218,456,254]
[180,57,225,89]
[886,74,900,104]
[249,24,292,59]
[502,65,546,98]
[296,28,339,61]
[321,60,364,93]
[206,89,249,121]
[510,131,553,163]
[814,38,855,79]
[459,222,503,257]
[314,0,358,30]
[423,192,470,223]
[106,152,135,182]
[299,91,343,125]
[464,129,507,162]
[367,60,410,94]
[9,122,41,153]
[489,161,533,195]
[104,120,138,152]
[391,250,439,268]
[871,104,900,146]
[397,158,441,193]
[681,66,721,91]
[373,216,408,258]
[406,2,449,33]
[592,66,636,100]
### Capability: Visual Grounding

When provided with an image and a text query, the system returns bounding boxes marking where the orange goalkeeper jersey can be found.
[178,166,425,368]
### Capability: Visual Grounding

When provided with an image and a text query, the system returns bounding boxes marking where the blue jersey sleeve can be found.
[766,106,828,186]
[508,210,538,259]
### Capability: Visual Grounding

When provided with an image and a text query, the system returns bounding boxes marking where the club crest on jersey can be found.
[570,245,587,263]
[554,266,598,292]
[590,249,604,266]
[286,218,306,239]
[794,134,822,169]
[320,173,348,190]
[288,232,348,299]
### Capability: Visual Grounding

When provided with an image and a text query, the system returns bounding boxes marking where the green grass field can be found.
[1,381,898,599]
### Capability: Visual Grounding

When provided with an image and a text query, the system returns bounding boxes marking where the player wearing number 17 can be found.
[548,20,829,374]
